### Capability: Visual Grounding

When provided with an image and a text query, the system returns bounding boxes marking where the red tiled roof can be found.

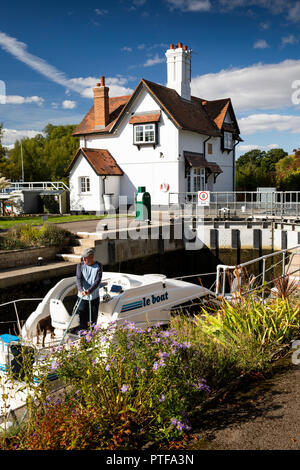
[129,111,161,124]
[72,95,131,136]
[67,148,123,176]
[72,79,241,139]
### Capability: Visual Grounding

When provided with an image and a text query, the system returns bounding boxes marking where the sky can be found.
[1,0,300,158]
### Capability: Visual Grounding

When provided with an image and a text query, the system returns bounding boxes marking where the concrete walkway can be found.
[0,261,77,288]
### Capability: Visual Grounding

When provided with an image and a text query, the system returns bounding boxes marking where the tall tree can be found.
[0,123,6,164]
[0,124,79,182]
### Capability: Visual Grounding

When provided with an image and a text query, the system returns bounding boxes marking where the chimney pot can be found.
[170,43,174,49]
[96,82,100,87]
[100,76,105,87]
[183,45,187,51]
[178,42,182,48]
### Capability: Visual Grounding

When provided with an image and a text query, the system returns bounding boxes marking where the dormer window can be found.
[134,123,156,144]
[224,131,233,150]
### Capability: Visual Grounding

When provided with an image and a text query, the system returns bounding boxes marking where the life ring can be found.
[160,183,170,192]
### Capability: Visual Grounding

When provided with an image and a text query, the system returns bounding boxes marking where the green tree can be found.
[0,124,79,182]
[235,148,289,190]
[0,123,6,164]
[275,153,300,190]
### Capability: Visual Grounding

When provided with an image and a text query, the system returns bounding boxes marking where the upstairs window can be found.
[207,143,213,155]
[224,131,233,150]
[80,176,90,193]
[134,123,156,144]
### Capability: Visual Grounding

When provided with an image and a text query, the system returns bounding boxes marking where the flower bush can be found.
[16,321,211,449]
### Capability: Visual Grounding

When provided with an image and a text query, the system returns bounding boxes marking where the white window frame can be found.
[134,123,156,144]
[187,168,206,192]
[224,131,233,150]
[79,176,90,193]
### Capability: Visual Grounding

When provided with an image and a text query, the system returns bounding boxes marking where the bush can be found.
[15,322,211,450]
[0,223,72,250]
[3,297,299,450]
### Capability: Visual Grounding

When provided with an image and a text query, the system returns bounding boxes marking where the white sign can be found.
[197,191,210,206]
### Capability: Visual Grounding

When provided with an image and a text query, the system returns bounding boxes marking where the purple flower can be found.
[159,394,165,402]
[105,363,111,371]
[50,359,59,370]
[121,384,129,393]
[171,418,191,432]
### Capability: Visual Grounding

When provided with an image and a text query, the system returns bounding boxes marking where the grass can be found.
[0,214,122,230]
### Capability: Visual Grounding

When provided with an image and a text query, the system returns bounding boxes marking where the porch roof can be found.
[67,148,123,176]
[184,151,223,175]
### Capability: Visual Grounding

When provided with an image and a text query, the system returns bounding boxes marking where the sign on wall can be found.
[197,191,210,206]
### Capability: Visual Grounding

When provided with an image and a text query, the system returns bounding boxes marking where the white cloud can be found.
[281,35,299,48]
[191,59,300,112]
[4,95,44,106]
[94,8,108,15]
[62,100,76,109]
[166,0,212,11]
[287,1,300,22]
[239,113,300,134]
[237,143,279,153]
[143,54,165,67]
[69,76,134,99]
[0,31,83,94]
[259,21,270,30]
[121,46,133,52]
[0,32,134,100]
[254,39,269,49]
[2,128,41,147]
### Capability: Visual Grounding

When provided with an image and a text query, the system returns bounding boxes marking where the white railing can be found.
[0,181,69,193]
[215,245,300,299]
[168,191,300,217]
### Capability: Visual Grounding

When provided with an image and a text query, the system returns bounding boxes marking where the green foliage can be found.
[0,123,6,163]
[235,148,288,190]
[0,223,72,250]
[275,153,300,190]
[3,297,299,450]
[0,124,79,182]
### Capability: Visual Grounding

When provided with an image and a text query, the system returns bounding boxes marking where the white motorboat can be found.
[20,271,217,345]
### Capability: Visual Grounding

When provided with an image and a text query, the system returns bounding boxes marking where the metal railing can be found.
[215,245,300,299]
[0,181,70,193]
[168,191,300,218]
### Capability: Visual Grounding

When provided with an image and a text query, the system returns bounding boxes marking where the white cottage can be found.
[68,42,242,212]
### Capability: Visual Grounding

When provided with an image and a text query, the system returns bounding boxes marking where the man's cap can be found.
[82,248,95,258]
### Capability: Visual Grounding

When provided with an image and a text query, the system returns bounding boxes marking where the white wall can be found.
[69,154,102,211]
[84,87,180,205]
[72,86,235,210]
[178,131,234,192]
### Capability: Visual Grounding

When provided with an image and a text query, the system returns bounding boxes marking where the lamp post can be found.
[20,141,24,182]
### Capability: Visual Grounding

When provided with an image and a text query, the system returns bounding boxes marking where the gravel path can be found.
[186,355,300,450]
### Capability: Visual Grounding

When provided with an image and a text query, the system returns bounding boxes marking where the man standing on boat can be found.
[76,248,105,331]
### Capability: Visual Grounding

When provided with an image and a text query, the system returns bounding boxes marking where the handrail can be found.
[0,298,43,308]
[215,245,300,297]
[0,181,70,193]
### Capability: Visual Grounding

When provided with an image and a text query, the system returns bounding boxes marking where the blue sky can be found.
[1,0,300,158]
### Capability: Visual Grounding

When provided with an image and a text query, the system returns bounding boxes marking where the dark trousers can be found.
[76,297,99,331]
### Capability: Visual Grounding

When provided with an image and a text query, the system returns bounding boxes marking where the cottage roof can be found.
[72,79,241,139]
[66,148,123,176]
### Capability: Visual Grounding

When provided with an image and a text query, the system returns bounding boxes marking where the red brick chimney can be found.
[93,76,109,128]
